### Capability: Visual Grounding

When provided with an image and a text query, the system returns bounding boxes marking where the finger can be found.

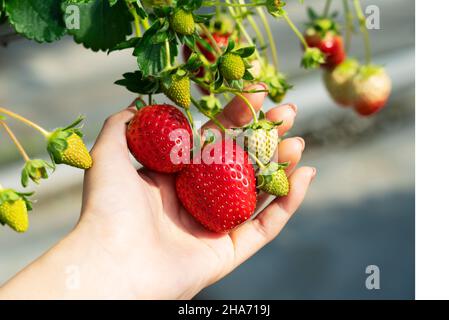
[90,106,137,163]
[230,166,316,268]
[202,83,268,131]
[265,103,298,137]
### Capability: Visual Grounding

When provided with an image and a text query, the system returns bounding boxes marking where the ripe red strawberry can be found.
[305,19,345,69]
[176,139,257,233]
[350,65,392,116]
[126,104,192,173]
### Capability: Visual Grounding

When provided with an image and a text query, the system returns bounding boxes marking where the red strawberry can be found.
[350,65,392,116]
[305,19,345,69]
[176,139,257,233]
[127,104,192,173]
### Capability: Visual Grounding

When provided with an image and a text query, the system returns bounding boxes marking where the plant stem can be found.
[323,0,332,17]
[0,120,30,162]
[0,108,49,137]
[141,17,150,30]
[199,23,222,56]
[130,7,142,37]
[282,13,309,49]
[226,0,262,62]
[248,150,266,169]
[165,39,172,68]
[190,96,227,132]
[353,0,372,64]
[256,7,279,70]
[247,14,268,60]
[343,0,353,52]
[234,92,258,124]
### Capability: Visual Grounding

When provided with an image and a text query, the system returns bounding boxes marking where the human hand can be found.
[0,84,316,299]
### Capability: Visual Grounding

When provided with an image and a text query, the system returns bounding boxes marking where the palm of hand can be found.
[80,87,314,299]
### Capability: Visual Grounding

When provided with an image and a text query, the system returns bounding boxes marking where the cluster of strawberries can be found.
[305,18,392,116]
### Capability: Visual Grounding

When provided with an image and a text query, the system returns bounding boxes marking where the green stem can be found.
[0,120,30,162]
[226,0,262,62]
[0,107,49,137]
[282,13,309,49]
[203,0,259,7]
[234,92,258,124]
[323,0,332,17]
[165,39,172,68]
[248,150,266,169]
[191,96,227,132]
[256,7,279,69]
[247,14,268,60]
[353,0,372,64]
[199,23,222,56]
[130,7,142,37]
[343,0,353,52]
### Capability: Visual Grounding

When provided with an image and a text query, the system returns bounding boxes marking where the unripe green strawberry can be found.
[323,58,359,107]
[170,9,195,35]
[0,189,32,233]
[219,53,246,80]
[257,163,290,197]
[47,117,93,170]
[162,74,191,109]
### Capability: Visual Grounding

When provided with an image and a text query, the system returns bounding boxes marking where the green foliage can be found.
[5,0,66,43]
[62,0,133,52]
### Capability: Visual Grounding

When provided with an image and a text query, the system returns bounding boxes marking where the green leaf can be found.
[5,0,66,43]
[234,46,255,58]
[133,20,178,76]
[62,0,133,52]
[115,71,160,94]
[108,37,140,53]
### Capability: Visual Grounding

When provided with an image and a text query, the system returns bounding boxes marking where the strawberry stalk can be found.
[234,92,258,124]
[0,107,50,137]
[226,0,263,62]
[282,12,309,49]
[353,0,372,65]
[199,23,223,56]
[0,120,30,162]
[191,96,227,132]
[130,6,142,37]
[343,0,354,52]
[256,7,279,70]
[323,0,333,17]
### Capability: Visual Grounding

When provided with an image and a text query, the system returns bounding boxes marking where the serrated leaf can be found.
[62,0,133,52]
[133,20,178,76]
[5,0,66,43]
[115,71,160,94]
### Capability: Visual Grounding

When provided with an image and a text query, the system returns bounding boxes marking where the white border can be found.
[416,0,449,300]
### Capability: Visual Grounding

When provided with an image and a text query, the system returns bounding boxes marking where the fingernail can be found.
[311,167,317,181]
[296,137,305,151]
[288,103,298,113]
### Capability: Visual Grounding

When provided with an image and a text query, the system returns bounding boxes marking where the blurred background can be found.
[0,0,414,299]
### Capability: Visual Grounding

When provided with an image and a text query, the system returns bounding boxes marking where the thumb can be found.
[90,104,139,164]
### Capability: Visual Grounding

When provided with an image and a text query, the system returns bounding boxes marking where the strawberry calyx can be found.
[0,188,33,213]
[46,116,85,165]
[265,0,286,18]
[356,64,386,80]
[21,159,55,187]
[306,18,340,39]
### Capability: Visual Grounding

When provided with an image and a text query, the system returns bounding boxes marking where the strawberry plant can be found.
[0,0,392,233]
